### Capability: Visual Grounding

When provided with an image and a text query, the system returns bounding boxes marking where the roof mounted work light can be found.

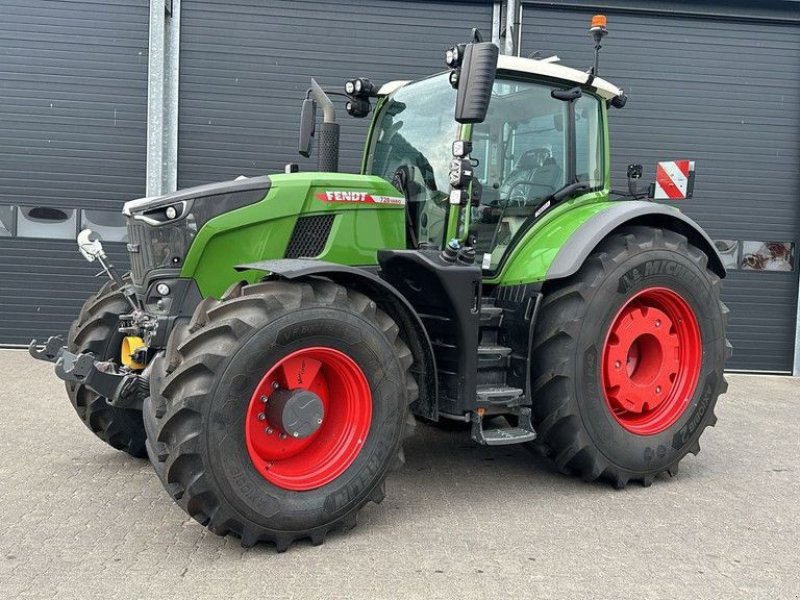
[345,98,371,118]
[344,78,375,99]
[445,44,465,68]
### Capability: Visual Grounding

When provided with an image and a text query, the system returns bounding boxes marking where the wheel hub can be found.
[604,305,678,414]
[244,346,372,491]
[601,287,702,436]
[265,388,325,439]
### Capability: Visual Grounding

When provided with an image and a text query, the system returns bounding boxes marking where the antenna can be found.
[589,15,608,76]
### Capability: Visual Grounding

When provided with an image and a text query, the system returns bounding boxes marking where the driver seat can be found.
[530,157,563,197]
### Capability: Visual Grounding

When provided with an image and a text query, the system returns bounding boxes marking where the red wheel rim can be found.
[245,347,372,491]
[601,287,702,435]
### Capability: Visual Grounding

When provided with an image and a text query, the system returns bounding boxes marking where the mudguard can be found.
[235,258,439,419]
[546,201,725,280]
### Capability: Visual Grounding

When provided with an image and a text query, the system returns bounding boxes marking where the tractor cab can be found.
[365,59,615,272]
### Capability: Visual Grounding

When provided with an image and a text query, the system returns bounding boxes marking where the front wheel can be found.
[66,276,147,458]
[531,227,730,487]
[143,278,417,550]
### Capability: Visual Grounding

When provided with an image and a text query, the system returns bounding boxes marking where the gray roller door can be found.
[0,0,148,345]
[520,4,800,372]
[178,0,494,187]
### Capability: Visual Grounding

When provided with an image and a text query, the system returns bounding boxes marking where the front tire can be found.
[143,278,417,550]
[531,227,730,487]
[66,277,147,458]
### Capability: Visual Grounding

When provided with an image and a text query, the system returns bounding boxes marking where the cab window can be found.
[368,74,604,270]
[471,80,569,269]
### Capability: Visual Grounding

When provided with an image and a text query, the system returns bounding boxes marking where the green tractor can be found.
[31,20,729,551]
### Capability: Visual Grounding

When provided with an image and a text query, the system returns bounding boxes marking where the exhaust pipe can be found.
[310,78,339,172]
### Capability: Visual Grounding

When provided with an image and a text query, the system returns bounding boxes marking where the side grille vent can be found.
[285,215,335,258]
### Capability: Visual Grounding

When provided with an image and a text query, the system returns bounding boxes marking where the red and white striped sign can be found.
[653,160,695,200]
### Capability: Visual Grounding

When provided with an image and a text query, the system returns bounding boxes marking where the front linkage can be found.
[29,230,153,411]
[30,335,150,411]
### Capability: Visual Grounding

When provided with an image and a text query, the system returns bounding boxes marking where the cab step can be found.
[480,427,537,446]
[476,384,524,405]
[471,407,537,446]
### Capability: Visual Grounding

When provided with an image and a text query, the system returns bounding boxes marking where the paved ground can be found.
[0,349,798,599]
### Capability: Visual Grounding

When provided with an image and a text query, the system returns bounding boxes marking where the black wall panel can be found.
[177,0,494,187]
[520,4,800,371]
[0,0,146,345]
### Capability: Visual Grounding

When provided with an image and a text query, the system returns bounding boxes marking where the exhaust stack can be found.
[298,78,340,172]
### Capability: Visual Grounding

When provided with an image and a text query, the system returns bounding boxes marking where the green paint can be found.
[180,172,406,298]
[445,123,474,243]
[489,191,614,286]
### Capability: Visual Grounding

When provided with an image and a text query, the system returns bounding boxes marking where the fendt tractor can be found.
[31,18,729,550]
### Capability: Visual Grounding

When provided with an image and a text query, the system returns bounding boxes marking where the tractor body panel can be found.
[177,172,406,298]
[490,195,725,287]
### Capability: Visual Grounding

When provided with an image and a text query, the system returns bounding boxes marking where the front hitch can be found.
[52,349,149,411]
[29,335,67,363]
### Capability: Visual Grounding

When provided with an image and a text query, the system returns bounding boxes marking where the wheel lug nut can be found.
[317,418,323,425]
[260,395,268,404]
[257,413,266,421]
[656,386,662,394]
[266,427,273,434]
[292,431,299,438]
[614,361,621,369]
[279,433,287,440]
[272,381,280,390]
[655,319,661,328]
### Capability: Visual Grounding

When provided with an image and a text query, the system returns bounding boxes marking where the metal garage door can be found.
[0,0,148,345]
[520,4,800,371]
[178,0,494,187]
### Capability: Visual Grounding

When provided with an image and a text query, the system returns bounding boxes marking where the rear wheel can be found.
[531,227,730,487]
[66,277,147,458]
[143,278,417,550]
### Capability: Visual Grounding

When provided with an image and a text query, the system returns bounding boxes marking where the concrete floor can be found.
[0,348,798,600]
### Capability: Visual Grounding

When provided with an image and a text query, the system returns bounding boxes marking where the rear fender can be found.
[235,259,438,419]
[546,201,725,280]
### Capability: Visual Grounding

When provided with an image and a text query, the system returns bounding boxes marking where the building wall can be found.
[520,1,800,371]
[0,0,148,345]
[177,0,495,186]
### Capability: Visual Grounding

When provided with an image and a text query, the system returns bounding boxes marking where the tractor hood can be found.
[122,175,272,227]
[169,172,407,298]
[122,176,272,289]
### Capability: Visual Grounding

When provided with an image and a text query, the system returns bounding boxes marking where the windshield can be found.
[368,73,603,268]
[368,74,457,248]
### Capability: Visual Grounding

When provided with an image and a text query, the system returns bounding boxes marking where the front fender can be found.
[235,258,439,419]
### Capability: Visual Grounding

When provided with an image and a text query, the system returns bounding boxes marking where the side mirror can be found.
[453,42,499,124]
[298,98,317,158]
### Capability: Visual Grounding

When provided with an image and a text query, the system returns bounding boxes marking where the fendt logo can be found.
[315,190,405,205]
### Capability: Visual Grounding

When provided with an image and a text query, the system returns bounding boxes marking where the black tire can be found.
[143,278,417,551]
[531,226,730,488]
[66,277,147,458]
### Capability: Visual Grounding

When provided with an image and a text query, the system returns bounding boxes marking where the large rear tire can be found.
[143,278,417,550]
[66,277,147,458]
[531,227,730,487]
